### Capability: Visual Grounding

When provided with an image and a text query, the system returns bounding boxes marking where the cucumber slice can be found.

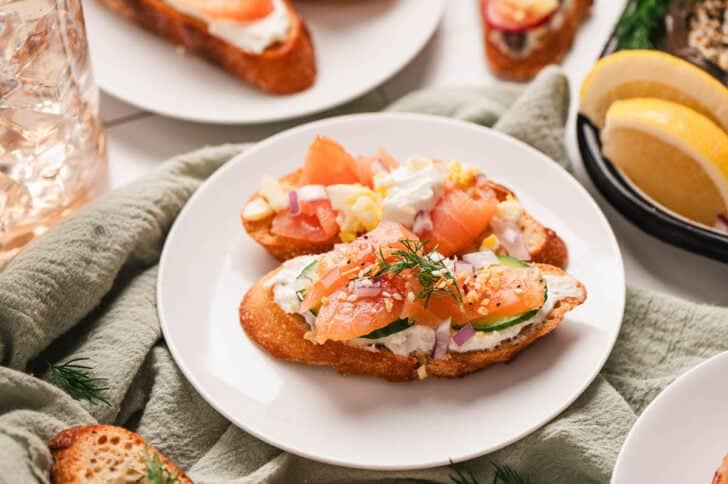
[361,318,411,340]
[467,284,548,333]
[297,260,318,280]
[497,255,530,268]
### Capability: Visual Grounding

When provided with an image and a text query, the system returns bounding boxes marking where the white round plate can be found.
[82,0,445,124]
[612,352,728,484]
[157,113,625,470]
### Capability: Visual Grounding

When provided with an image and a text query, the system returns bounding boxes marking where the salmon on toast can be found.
[240,222,586,381]
[241,136,569,266]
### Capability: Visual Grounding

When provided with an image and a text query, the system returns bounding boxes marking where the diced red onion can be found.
[320,268,340,289]
[288,191,300,215]
[491,217,530,261]
[453,324,475,346]
[716,213,728,234]
[297,185,328,202]
[462,250,499,269]
[412,210,433,234]
[431,319,451,359]
[475,174,489,188]
[372,159,391,174]
[353,279,383,297]
[454,261,474,275]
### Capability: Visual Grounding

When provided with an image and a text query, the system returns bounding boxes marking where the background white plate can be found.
[83,0,445,124]
[612,352,728,484]
[157,113,625,470]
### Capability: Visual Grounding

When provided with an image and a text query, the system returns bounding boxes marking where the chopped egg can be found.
[326,184,382,242]
[480,234,500,251]
[448,160,479,188]
[495,198,523,222]
[259,176,289,211]
[242,197,274,221]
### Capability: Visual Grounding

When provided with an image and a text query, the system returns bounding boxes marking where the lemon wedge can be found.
[580,50,728,132]
[602,98,728,226]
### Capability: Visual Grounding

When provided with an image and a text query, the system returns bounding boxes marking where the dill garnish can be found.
[372,239,463,308]
[615,0,671,50]
[145,447,180,484]
[48,357,111,406]
[449,460,531,484]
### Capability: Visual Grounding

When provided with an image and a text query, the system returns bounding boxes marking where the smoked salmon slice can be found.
[421,187,498,256]
[300,136,360,186]
[270,199,338,242]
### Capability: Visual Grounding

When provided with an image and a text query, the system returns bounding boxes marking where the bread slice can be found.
[240,264,586,381]
[714,453,728,484]
[98,0,316,94]
[482,0,593,80]
[242,169,569,268]
[49,425,190,483]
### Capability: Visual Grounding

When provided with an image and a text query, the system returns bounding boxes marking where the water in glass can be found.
[0,0,106,267]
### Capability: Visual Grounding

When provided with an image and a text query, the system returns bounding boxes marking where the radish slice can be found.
[462,250,499,269]
[297,185,328,202]
[412,210,433,235]
[431,319,451,360]
[483,0,558,33]
[453,324,475,346]
[288,191,300,215]
[491,217,530,261]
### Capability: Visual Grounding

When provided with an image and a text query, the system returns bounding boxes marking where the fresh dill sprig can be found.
[373,239,463,308]
[449,461,531,484]
[615,0,671,50]
[48,357,111,406]
[145,447,180,484]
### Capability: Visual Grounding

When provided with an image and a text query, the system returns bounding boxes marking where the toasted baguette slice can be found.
[240,264,586,381]
[49,425,190,484]
[242,169,569,267]
[482,0,593,80]
[714,454,728,484]
[98,0,316,94]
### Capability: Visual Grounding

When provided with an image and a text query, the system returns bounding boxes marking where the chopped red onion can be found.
[475,174,489,188]
[491,217,530,261]
[453,324,475,346]
[716,214,728,234]
[412,210,433,234]
[288,191,300,215]
[454,261,474,275]
[462,250,499,269]
[297,185,328,202]
[354,286,382,298]
[320,268,340,289]
[431,319,451,359]
[372,159,391,174]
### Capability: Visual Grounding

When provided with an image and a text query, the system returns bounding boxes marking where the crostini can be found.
[714,453,728,484]
[49,425,190,483]
[481,0,593,80]
[240,221,586,381]
[98,0,316,94]
[241,136,569,267]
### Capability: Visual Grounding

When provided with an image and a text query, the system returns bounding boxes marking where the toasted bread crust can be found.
[240,264,586,381]
[49,424,190,483]
[714,453,728,484]
[98,0,316,94]
[242,171,569,267]
[483,0,593,80]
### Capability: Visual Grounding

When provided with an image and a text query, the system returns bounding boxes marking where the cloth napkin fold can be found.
[1,66,727,484]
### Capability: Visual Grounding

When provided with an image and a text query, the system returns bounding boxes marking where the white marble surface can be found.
[97,1,728,306]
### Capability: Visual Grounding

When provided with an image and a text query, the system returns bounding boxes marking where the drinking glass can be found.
[0,0,106,267]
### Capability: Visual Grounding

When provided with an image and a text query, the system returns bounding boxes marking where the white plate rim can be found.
[157,112,626,470]
[87,1,446,124]
[611,351,728,483]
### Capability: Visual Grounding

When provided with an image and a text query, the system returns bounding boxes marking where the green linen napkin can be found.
[1,66,727,484]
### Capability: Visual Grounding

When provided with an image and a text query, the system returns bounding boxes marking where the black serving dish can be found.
[577,0,728,263]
